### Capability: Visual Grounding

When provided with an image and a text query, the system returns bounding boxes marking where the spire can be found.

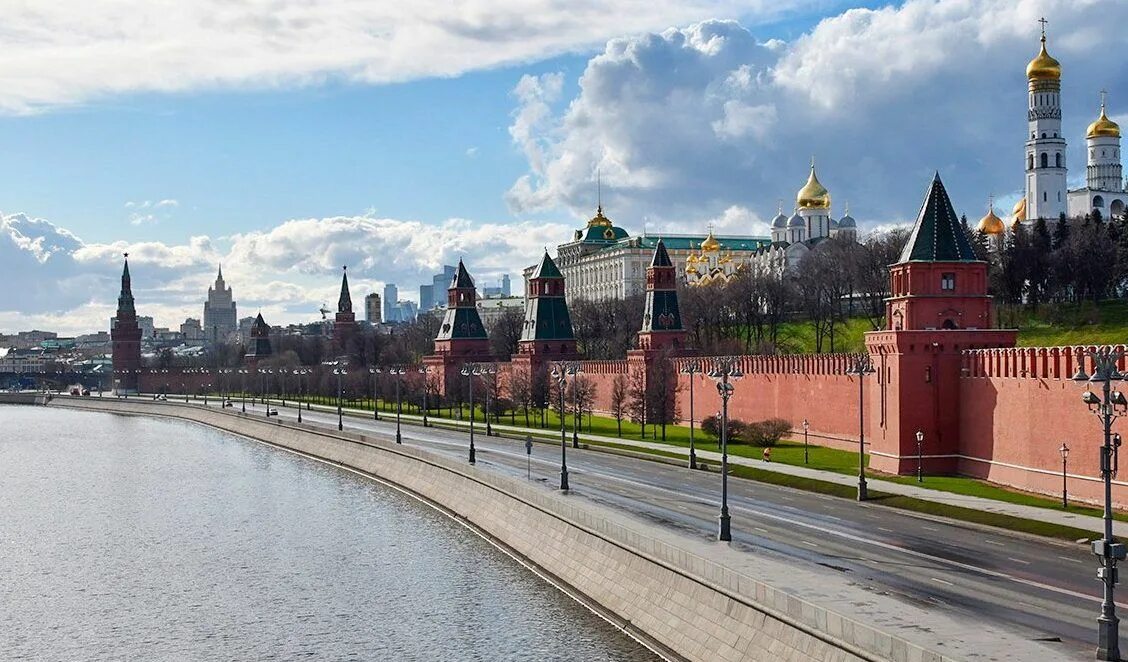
[117,252,136,317]
[898,173,979,262]
[597,168,602,215]
[451,258,475,289]
[649,238,673,268]
[337,265,352,313]
[531,251,564,279]
[217,263,224,281]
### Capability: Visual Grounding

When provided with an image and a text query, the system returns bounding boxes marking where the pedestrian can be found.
[762,447,771,463]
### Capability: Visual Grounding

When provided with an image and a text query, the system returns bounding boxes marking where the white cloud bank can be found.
[0,0,811,114]
[506,1,1128,229]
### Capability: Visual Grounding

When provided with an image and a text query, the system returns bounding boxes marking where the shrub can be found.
[747,418,791,447]
[701,414,748,444]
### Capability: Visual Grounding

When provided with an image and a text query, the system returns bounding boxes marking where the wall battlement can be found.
[962,345,1128,379]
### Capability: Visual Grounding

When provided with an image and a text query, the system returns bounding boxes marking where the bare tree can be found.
[610,373,628,437]
[485,307,524,360]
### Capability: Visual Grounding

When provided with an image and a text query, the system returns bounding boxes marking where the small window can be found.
[941,273,955,291]
[1043,191,1048,202]
[1028,154,1034,169]
[1040,152,1048,168]
[1041,132,1047,139]
[1055,153,1062,168]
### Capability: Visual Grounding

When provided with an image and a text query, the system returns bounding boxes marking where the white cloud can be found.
[123,199,178,225]
[0,0,814,114]
[505,2,1128,231]
[0,210,567,336]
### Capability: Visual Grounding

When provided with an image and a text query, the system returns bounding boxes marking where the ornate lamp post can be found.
[706,357,743,542]
[238,368,248,413]
[1073,346,1128,661]
[1060,442,1070,509]
[461,363,481,463]
[278,369,287,408]
[681,360,701,470]
[571,364,583,448]
[419,366,430,427]
[484,362,497,437]
[391,366,405,444]
[293,368,309,423]
[846,355,876,501]
[551,361,576,491]
[333,365,347,431]
[802,418,810,465]
[915,430,924,483]
[369,367,381,421]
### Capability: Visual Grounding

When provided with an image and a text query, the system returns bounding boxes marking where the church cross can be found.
[1038,17,1048,39]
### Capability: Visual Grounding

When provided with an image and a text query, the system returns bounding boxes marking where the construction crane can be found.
[318,304,331,320]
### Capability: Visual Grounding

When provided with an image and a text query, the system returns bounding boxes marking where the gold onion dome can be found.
[1011,197,1027,222]
[700,230,721,252]
[796,162,830,209]
[977,207,1005,235]
[1026,35,1061,81]
[1087,105,1121,139]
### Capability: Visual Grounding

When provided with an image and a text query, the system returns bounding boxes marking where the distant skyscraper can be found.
[502,274,511,297]
[432,265,456,309]
[203,265,237,343]
[383,283,398,322]
[419,284,434,312]
[365,293,382,324]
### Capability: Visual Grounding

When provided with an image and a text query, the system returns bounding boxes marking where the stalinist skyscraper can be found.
[203,265,237,343]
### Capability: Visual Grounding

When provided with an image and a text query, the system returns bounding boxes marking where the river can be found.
[0,406,657,661]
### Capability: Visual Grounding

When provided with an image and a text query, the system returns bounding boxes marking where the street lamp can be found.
[681,360,701,470]
[1073,345,1128,662]
[915,430,924,483]
[846,355,876,501]
[461,363,481,463]
[369,368,381,421]
[802,418,810,465]
[550,361,576,490]
[293,368,309,423]
[419,366,430,427]
[333,365,347,431]
[238,368,248,413]
[571,364,583,449]
[278,369,287,408]
[390,366,405,444]
[1060,442,1070,509]
[706,357,743,542]
[483,362,497,437]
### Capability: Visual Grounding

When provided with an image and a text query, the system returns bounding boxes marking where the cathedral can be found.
[992,22,1125,235]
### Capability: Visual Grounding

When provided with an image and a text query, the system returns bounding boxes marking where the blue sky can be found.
[0,0,1124,334]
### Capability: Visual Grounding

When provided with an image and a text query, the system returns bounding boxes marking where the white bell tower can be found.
[1024,19,1067,221]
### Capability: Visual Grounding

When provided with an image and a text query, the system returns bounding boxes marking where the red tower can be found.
[424,260,492,394]
[332,265,357,354]
[865,174,1017,474]
[636,238,688,354]
[111,253,142,394]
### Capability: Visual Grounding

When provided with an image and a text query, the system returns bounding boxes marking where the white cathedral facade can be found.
[1014,25,1125,224]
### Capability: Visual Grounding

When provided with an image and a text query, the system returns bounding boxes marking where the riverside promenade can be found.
[36,394,1082,662]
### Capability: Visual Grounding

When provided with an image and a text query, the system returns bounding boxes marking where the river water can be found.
[0,406,657,661]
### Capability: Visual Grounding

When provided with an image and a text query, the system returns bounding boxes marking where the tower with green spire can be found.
[517,251,577,360]
[111,253,142,394]
[637,238,687,353]
[425,259,492,396]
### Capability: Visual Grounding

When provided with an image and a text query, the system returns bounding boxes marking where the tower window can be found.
[941,273,955,291]
[1041,132,1047,139]
[1044,192,1047,202]
[1056,153,1062,168]
[1028,154,1034,169]
[1040,153,1048,168]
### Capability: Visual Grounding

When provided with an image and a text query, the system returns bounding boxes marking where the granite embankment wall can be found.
[0,392,50,405]
[48,396,953,662]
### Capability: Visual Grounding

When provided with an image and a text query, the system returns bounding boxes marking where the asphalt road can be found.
[202,396,1102,657]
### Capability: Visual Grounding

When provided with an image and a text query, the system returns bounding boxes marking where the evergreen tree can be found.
[1028,217,1052,306]
[1053,213,1070,249]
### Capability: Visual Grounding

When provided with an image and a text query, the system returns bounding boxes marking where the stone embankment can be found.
[45,397,1036,662]
[0,392,50,406]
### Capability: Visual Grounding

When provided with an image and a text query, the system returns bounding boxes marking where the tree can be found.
[485,307,524,360]
[508,367,532,427]
[644,354,680,440]
[1053,213,1071,250]
[1027,217,1053,307]
[610,373,628,437]
[626,366,648,438]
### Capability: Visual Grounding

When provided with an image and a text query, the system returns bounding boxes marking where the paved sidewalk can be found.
[255,397,1127,537]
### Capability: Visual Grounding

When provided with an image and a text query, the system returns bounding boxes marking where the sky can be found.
[2,0,1127,335]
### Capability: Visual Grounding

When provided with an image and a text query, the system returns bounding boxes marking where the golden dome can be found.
[977,207,1005,235]
[686,253,699,264]
[700,230,721,252]
[1011,196,1027,222]
[587,205,612,228]
[796,161,830,209]
[1026,36,1061,81]
[685,264,698,275]
[1087,104,1121,139]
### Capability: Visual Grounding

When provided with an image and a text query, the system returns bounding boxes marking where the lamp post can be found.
[681,360,701,470]
[706,357,743,542]
[551,361,576,491]
[419,366,430,427]
[238,368,248,413]
[572,364,582,449]
[293,368,308,423]
[484,362,497,437]
[916,430,924,483]
[846,355,876,501]
[369,368,381,421]
[802,418,810,465]
[333,365,347,431]
[1060,442,1070,509]
[461,363,481,463]
[390,366,405,444]
[1073,346,1128,662]
[279,369,287,408]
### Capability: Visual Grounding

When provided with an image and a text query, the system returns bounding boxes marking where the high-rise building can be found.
[111,254,141,394]
[419,284,434,312]
[501,274,511,297]
[431,265,456,309]
[383,283,398,323]
[365,293,382,324]
[203,265,237,344]
[180,318,204,343]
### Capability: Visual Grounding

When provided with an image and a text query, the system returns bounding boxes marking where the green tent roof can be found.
[899,173,978,263]
[531,251,563,279]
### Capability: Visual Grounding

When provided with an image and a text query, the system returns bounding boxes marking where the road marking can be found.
[877,527,893,532]
[931,577,953,586]
[1058,556,1083,564]
[754,527,769,534]
[1008,557,1031,565]
[984,539,1004,546]
[801,540,820,548]
[922,525,939,532]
